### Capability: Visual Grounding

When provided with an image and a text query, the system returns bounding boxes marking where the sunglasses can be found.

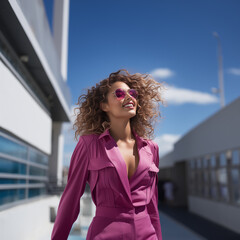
[112,88,138,100]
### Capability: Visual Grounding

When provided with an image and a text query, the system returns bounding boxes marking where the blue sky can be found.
[44,0,240,165]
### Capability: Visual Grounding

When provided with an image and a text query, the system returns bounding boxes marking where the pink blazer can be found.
[51,128,162,240]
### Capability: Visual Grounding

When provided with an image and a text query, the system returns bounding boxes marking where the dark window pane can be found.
[232,150,240,165]
[204,185,209,197]
[203,157,209,168]
[29,166,47,176]
[0,189,26,205]
[231,169,239,185]
[29,180,47,184]
[211,156,216,167]
[29,149,48,165]
[210,186,218,199]
[190,160,195,169]
[0,135,27,159]
[203,172,209,183]
[197,158,202,169]
[211,170,217,184]
[231,169,240,204]
[220,153,227,166]
[220,186,229,201]
[29,188,46,198]
[0,158,26,174]
[0,179,26,184]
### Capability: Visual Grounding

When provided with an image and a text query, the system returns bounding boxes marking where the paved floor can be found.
[159,204,240,240]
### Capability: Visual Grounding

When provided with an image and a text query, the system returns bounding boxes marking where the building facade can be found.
[159,96,240,234]
[0,0,71,239]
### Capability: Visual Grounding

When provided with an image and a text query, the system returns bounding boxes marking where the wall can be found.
[0,60,52,154]
[189,195,240,234]
[0,196,59,240]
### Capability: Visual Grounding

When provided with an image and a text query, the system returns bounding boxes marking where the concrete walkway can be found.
[159,211,205,240]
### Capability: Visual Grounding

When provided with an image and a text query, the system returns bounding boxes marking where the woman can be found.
[51,69,164,240]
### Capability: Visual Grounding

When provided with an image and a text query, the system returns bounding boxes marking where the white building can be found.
[0,0,71,239]
[159,96,240,234]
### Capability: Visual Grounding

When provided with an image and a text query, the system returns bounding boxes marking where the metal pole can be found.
[213,32,225,108]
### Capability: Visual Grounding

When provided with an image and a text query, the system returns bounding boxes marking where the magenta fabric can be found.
[51,128,162,240]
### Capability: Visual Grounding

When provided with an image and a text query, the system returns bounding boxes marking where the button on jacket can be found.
[51,128,162,240]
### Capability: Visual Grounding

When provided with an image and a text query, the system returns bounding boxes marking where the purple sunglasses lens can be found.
[115,89,138,99]
[129,89,138,98]
[115,89,125,99]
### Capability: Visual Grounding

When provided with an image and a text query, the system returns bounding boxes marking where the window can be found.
[0,132,49,207]
[210,155,216,167]
[0,136,27,159]
[232,150,239,165]
[220,153,227,166]
[188,149,240,206]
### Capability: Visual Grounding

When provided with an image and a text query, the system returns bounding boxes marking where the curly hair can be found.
[73,69,165,140]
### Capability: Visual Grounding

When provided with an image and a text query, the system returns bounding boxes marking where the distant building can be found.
[0,0,71,239]
[159,96,240,234]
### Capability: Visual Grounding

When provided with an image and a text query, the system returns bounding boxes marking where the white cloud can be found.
[228,68,240,76]
[154,134,181,157]
[162,85,219,105]
[150,68,174,79]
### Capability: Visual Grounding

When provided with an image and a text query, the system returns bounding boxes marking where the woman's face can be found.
[101,81,138,121]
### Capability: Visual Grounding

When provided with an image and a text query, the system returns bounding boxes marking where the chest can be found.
[117,142,139,179]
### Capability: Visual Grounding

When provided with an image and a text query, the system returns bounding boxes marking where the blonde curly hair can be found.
[73,69,165,140]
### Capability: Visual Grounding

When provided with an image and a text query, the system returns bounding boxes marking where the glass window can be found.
[211,170,216,184]
[217,168,228,184]
[0,158,26,174]
[231,169,239,185]
[29,188,46,198]
[0,135,27,159]
[197,158,202,169]
[231,169,240,204]
[29,166,47,176]
[220,186,229,201]
[211,155,216,167]
[203,157,209,168]
[29,149,48,165]
[190,159,195,169]
[232,150,240,165]
[210,186,218,199]
[0,189,25,205]
[232,185,240,205]
[204,185,209,197]
[220,153,227,166]
[203,172,209,183]
[29,180,47,184]
[0,179,26,184]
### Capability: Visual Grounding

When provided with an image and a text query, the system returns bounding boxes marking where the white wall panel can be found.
[0,60,52,154]
[189,196,240,234]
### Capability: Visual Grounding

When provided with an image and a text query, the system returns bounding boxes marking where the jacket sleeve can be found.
[147,142,162,240]
[51,136,89,240]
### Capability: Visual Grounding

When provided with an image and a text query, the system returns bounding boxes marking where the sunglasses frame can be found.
[112,88,138,100]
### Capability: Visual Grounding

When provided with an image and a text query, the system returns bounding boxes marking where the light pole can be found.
[213,32,225,108]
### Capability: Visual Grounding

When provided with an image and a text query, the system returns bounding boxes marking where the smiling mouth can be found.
[123,103,134,108]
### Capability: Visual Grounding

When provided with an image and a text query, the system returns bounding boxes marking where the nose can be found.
[125,91,133,100]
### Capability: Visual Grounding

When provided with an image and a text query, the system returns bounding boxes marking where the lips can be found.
[123,101,135,107]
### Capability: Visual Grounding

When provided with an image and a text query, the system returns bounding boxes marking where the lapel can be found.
[98,128,153,203]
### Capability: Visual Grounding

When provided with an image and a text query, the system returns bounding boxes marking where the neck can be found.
[109,120,134,142]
